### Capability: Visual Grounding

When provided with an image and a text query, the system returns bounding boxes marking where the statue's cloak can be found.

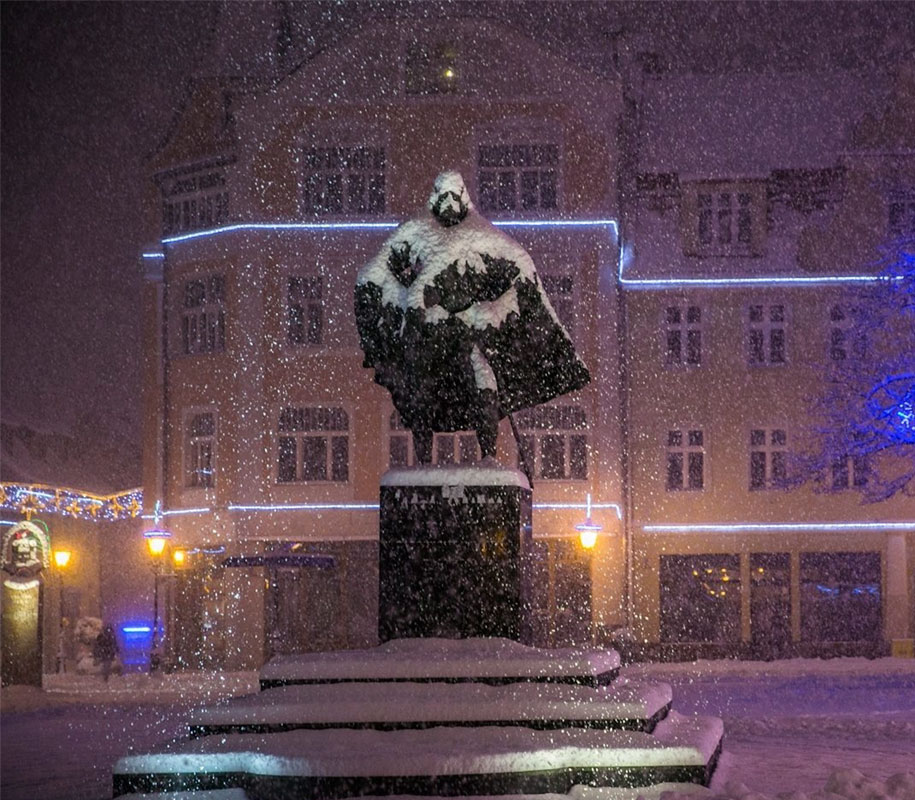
[355,206,589,435]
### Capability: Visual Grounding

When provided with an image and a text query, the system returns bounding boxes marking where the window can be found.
[181,274,226,355]
[287,276,323,346]
[161,166,229,236]
[749,428,788,490]
[888,193,915,238]
[666,429,704,491]
[748,303,787,365]
[405,40,458,95]
[692,182,761,255]
[828,304,865,361]
[800,552,881,642]
[665,305,702,366]
[388,413,479,468]
[515,405,588,480]
[831,454,869,490]
[478,143,559,213]
[186,412,216,489]
[540,273,575,335]
[660,554,741,643]
[277,406,349,483]
[301,146,385,215]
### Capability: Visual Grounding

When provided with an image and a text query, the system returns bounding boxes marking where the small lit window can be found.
[405,41,458,95]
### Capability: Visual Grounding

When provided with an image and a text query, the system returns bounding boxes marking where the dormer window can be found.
[405,41,458,95]
[161,165,230,236]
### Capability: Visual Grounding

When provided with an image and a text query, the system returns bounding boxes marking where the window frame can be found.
[746,301,789,366]
[473,121,564,217]
[748,426,790,491]
[386,411,480,469]
[158,160,231,237]
[688,180,764,257]
[663,303,703,367]
[514,403,589,482]
[285,274,324,348]
[665,427,706,492]
[297,127,388,219]
[275,404,352,485]
[183,407,218,492]
[179,273,227,356]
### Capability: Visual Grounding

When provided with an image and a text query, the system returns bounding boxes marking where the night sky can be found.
[1,2,212,489]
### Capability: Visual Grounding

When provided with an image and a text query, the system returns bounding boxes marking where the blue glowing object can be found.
[867,375,915,445]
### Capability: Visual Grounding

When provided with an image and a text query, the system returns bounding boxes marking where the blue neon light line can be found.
[145,501,623,516]
[163,507,211,516]
[157,218,888,288]
[121,626,152,633]
[142,252,165,259]
[643,521,915,532]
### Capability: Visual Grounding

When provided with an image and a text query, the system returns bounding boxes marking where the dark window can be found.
[667,429,704,491]
[302,146,385,215]
[288,276,323,345]
[181,275,226,355]
[515,405,588,480]
[405,41,458,95]
[665,305,702,366]
[478,143,559,213]
[278,406,349,482]
[800,552,881,641]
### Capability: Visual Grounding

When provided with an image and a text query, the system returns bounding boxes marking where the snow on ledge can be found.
[115,712,720,777]
[259,637,620,682]
[381,463,531,489]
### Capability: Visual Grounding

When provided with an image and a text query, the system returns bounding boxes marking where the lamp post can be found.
[53,549,72,673]
[144,528,171,672]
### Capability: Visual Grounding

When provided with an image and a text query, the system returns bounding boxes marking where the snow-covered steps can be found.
[259,637,621,689]
[187,679,673,736]
[113,712,723,797]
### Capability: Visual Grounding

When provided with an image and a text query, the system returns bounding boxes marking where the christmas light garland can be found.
[0,483,142,522]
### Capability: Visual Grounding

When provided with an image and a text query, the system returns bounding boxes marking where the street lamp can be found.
[144,528,171,671]
[575,493,602,549]
[53,549,72,672]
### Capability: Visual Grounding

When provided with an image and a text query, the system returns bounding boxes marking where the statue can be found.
[355,171,589,465]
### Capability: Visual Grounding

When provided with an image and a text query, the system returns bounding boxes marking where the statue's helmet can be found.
[429,170,472,227]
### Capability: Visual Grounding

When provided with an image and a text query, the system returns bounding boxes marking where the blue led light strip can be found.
[144,501,623,516]
[156,218,888,288]
[643,521,915,533]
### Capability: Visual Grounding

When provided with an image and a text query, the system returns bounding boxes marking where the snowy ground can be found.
[2,658,914,800]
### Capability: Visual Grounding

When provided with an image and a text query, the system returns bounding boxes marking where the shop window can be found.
[301,146,385,215]
[287,276,323,346]
[186,411,216,489]
[800,552,881,642]
[665,305,702,366]
[748,303,787,365]
[666,429,704,491]
[660,554,741,643]
[387,412,479,467]
[750,553,790,651]
[515,404,588,480]
[277,406,349,483]
[181,274,226,355]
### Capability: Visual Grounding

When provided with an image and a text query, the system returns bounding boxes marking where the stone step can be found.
[113,711,723,797]
[187,679,672,736]
[260,638,620,689]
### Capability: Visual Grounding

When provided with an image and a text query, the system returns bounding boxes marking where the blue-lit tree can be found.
[802,236,915,501]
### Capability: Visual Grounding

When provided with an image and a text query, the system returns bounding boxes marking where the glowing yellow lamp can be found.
[144,529,171,556]
[173,549,186,566]
[53,550,72,569]
[575,493,602,549]
[443,67,455,79]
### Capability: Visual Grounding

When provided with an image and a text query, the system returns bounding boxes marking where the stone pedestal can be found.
[378,465,533,643]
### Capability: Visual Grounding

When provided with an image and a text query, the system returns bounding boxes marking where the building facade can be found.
[134,6,913,669]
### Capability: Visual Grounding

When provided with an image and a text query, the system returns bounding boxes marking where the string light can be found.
[0,483,142,522]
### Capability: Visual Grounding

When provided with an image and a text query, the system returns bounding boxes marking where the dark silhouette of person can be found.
[93,623,120,683]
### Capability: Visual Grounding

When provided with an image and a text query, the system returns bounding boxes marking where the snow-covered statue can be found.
[356,171,590,464]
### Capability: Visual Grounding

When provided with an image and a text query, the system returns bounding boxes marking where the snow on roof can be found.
[639,71,892,176]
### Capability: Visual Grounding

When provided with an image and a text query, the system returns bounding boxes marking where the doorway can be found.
[750,552,791,656]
